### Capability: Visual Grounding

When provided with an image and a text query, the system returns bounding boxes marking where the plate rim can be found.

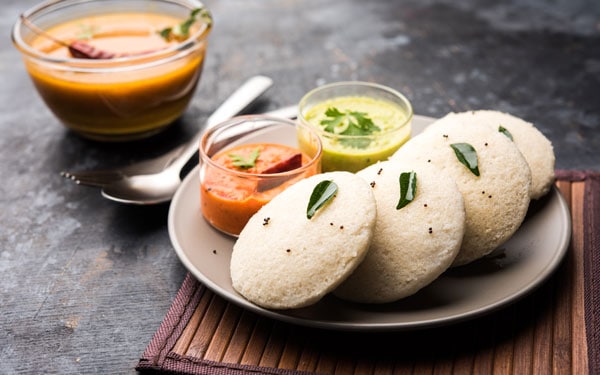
[168,114,572,331]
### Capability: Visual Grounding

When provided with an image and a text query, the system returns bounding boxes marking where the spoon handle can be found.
[170,75,274,171]
[206,75,274,128]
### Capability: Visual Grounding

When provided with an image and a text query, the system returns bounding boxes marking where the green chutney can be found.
[300,96,411,172]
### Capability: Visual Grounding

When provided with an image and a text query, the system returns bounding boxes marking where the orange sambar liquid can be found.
[26,13,207,140]
[200,143,317,236]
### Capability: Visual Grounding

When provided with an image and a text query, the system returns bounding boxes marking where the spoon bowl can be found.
[101,168,183,205]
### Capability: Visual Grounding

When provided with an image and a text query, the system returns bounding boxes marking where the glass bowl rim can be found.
[298,80,414,139]
[199,114,323,179]
[11,0,212,72]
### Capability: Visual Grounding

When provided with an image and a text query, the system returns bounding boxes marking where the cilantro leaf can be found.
[158,27,172,40]
[76,24,98,40]
[319,107,380,148]
[229,147,260,169]
[321,108,347,133]
[157,7,212,42]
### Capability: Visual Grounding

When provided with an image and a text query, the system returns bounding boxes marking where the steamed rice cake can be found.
[434,110,555,199]
[230,171,377,309]
[335,160,465,303]
[392,120,532,266]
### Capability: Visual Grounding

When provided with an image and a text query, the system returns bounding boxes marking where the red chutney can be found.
[200,143,318,236]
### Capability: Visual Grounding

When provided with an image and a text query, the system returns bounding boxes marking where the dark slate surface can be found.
[1,0,599,373]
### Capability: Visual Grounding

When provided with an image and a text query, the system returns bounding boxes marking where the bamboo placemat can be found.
[138,170,600,375]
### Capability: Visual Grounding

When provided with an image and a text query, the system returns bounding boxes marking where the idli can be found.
[391,120,532,267]
[231,171,377,309]
[335,160,465,303]
[433,110,555,199]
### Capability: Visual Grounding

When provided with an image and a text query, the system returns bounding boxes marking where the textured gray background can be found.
[1,0,599,373]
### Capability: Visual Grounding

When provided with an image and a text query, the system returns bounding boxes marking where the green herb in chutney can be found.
[158,7,211,41]
[397,171,417,209]
[229,147,260,169]
[320,107,380,148]
[307,180,338,219]
[450,143,480,176]
[498,125,513,141]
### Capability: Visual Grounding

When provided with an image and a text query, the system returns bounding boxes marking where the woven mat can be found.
[137,170,600,375]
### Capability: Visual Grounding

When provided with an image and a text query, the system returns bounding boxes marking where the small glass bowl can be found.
[11,0,212,141]
[199,115,323,237]
[298,81,413,172]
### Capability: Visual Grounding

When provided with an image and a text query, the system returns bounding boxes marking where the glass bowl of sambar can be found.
[12,0,212,141]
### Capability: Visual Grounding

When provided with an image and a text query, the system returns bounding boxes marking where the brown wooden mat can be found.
[137,171,600,375]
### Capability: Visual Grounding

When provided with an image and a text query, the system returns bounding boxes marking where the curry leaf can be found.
[307,180,338,219]
[396,171,417,209]
[450,143,480,176]
[498,125,513,141]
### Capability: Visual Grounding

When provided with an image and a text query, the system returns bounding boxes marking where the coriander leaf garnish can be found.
[320,107,380,148]
[397,171,417,209]
[229,147,260,169]
[158,28,172,40]
[158,7,212,42]
[307,180,338,219]
[498,125,513,141]
[76,23,98,40]
[450,143,480,176]
[321,108,348,134]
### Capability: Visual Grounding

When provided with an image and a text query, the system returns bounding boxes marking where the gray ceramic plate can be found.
[168,115,571,331]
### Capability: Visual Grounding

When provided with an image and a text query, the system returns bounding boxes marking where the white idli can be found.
[391,120,532,266]
[433,110,555,199]
[334,160,465,303]
[230,171,377,309]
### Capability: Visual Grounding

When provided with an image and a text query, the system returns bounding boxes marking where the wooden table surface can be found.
[1,0,599,373]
